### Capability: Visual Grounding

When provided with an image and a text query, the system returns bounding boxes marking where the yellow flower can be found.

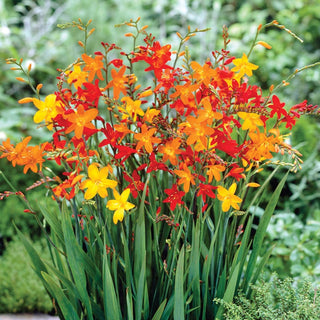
[120,96,144,121]
[143,107,160,123]
[238,111,264,132]
[217,183,242,212]
[231,53,258,80]
[106,189,135,224]
[80,163,117,200]
[67,64,88,89]
[33,94,63,130]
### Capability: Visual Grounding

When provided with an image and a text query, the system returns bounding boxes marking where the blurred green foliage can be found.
[265,211,320,283]
[0,237,53,313]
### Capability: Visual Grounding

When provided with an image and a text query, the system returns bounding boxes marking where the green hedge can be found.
[0,237,53,314]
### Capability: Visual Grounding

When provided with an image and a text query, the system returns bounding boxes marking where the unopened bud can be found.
[18,97,34,104]
[88,28,95,36]
[139,89,153,98]
[247,183,260,188]
[256,41,272,49]
[16,77,26,82]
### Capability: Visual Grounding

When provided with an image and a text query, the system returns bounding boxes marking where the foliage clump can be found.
[217,274,320,320]
[0,237,53,314]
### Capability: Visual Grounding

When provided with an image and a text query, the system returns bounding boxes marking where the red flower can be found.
[268,95,287,119]
[163,184,185,211]
[133,41,172,79]
[146,153,168,173]
[197,183,216,202]
[77,79,102,107]
[225,163,245,181]
[114,145,137,164]
[99,123,123,148]
[123,170,146,198]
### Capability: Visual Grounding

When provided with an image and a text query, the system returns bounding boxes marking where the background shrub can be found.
[218,274,320,320]
[0,237,53,314]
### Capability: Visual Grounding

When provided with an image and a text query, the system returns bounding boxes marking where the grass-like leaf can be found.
[174,245,185,320]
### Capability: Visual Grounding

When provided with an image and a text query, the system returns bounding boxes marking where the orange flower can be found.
[245,130,281,161]
[143,107,160,123]
[0,136,31,167]
[82,53,104,82]
[0,136,45,173]
[134,124,161,153]
[190,61,216,86]
[206,163,226,183]
[22,143,47,173]
[179,115,214,151]
[173,163,195,193]
[0,137,15,162]
[158,138,182,165]
[113,123,132,143]
[65,105,98,139]
[217,183,242,212]
[198,97,223,124]
[105,66,127,100]
[170,81,199,105]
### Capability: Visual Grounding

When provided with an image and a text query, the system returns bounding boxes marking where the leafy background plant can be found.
[0,237,52,314]
[217,273,320,320]
[1,0,319,314]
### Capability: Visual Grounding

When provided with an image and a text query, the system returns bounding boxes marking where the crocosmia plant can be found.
[2,18,319,320]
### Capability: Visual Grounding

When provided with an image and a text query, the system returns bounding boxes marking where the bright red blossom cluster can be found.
[2,20,318,223]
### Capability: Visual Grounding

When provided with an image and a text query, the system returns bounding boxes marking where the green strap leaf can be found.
[215,263,240,320]
[151,299,167,320]
[103,254,122,320]
[188,221,200,318]
[42,272,80,320]
[135,253,146,320]
[174,245,185,320]
[61,200,93,320]
[243,170,289,292]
